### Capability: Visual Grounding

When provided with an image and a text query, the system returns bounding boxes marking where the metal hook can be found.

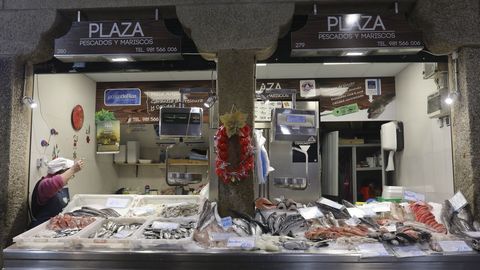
[155,8,159,21]
[77,10,81,22]
[394,2,399,14]
[313,3,317,15]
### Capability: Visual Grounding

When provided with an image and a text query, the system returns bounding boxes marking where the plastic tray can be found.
[128,195,202,218]
[131,217,197,250]
[62,194,137,217]
[13,217,102,249]
[73,217,147,250]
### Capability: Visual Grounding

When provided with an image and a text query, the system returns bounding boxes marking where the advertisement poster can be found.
[256,77,396,122]
[96,81,211,124]
[96,120,120,153]
[104,88,142,106]
[318,77,395,122]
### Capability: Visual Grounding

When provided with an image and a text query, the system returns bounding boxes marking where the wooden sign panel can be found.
[291,14,423,56]
[55,20,181,61]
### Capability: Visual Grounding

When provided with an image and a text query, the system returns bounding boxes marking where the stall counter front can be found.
[4,245,480,270]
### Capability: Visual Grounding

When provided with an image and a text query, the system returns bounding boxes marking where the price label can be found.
[345,217,361,226]
[210,232,237,241]
[317,198,344,210]
[404,190,425,202]
[105,198,130,208]
[298,206,324,220]
[371,202,391,213]
[347,208,366,218]
[151,221,180,230]
[357,243,390,257]
[464,231,480,238]
[383,224,397,232]
[449,191,468,212]
[392,245,427,258]
[438,241,473,253]
[227,237,255,249]
[221,216,233,229]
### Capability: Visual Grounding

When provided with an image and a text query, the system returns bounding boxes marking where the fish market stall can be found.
[4,194,480,269]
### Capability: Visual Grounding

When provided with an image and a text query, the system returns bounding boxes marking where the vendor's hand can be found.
[72,159,85,173]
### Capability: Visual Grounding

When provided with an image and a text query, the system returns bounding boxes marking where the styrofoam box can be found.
[13,217,102,249]
[131,217,197,250]
[128,195,202,218]
[62,194,137,217]
[73,217,147,250]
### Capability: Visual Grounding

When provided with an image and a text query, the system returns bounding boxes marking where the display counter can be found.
[4,244,480,270]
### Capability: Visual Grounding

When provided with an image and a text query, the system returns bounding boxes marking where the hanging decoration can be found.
[215,107,254,184]
[71,104,84,131]
[73,135,79,160]
[52,144,60,160]
[41,128,58,149]
[85,124,91,144]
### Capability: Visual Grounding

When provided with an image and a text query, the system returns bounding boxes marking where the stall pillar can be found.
[412,0,480,219]
[451,47,480,219]
[0,56,30,264]
[216,50,256,217]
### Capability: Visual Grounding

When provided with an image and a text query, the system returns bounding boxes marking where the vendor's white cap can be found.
[47,158,74,174]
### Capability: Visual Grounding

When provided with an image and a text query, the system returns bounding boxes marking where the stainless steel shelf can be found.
[356,167,383,171]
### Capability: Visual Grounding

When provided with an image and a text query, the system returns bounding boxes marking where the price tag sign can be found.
[347,208,366,218]
[298,206,324,220]
[345,217,361,226]
[392,245,427,258]
[317,198,344,210]
[227,237,256,249]
[449,191,468,212]
[371,202,391,213]
[464,231,480,239]
[438,241,473,253]
[404,190,425,202]
[357,243,390,257]
[151,221,180,230]
[383,224,397,232]
[221,216,233,229]
[210,232,237,241]
[105,198,130,208]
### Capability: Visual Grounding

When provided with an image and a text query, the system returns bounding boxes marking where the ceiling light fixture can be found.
[345,51,366,56]
[323,62,368,65]
[256,63,267,67]
[22,96,38,109]
[110,57,131,62]
[346,14,360,25]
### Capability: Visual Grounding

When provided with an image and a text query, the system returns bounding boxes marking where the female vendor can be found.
[30,157,84,227]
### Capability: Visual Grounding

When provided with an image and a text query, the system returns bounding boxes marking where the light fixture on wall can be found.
[444,91,458,105]
[21,62,37,109]
[203,94,217,108]
[23,96,38,109]
[204,69,217,108]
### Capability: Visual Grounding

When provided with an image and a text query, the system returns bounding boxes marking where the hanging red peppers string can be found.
[214,107,254,184]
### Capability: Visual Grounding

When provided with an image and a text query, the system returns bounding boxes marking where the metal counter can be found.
[4,245,480,270]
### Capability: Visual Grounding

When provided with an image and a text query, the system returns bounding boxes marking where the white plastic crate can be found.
[131,217,197,250]
[129,195,202,218]
[73,217,147,249]
[13,217,102,249]
[62,194,137,217]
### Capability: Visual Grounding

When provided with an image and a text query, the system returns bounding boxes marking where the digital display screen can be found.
[162,113,201,124]
[286,115,306,123]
